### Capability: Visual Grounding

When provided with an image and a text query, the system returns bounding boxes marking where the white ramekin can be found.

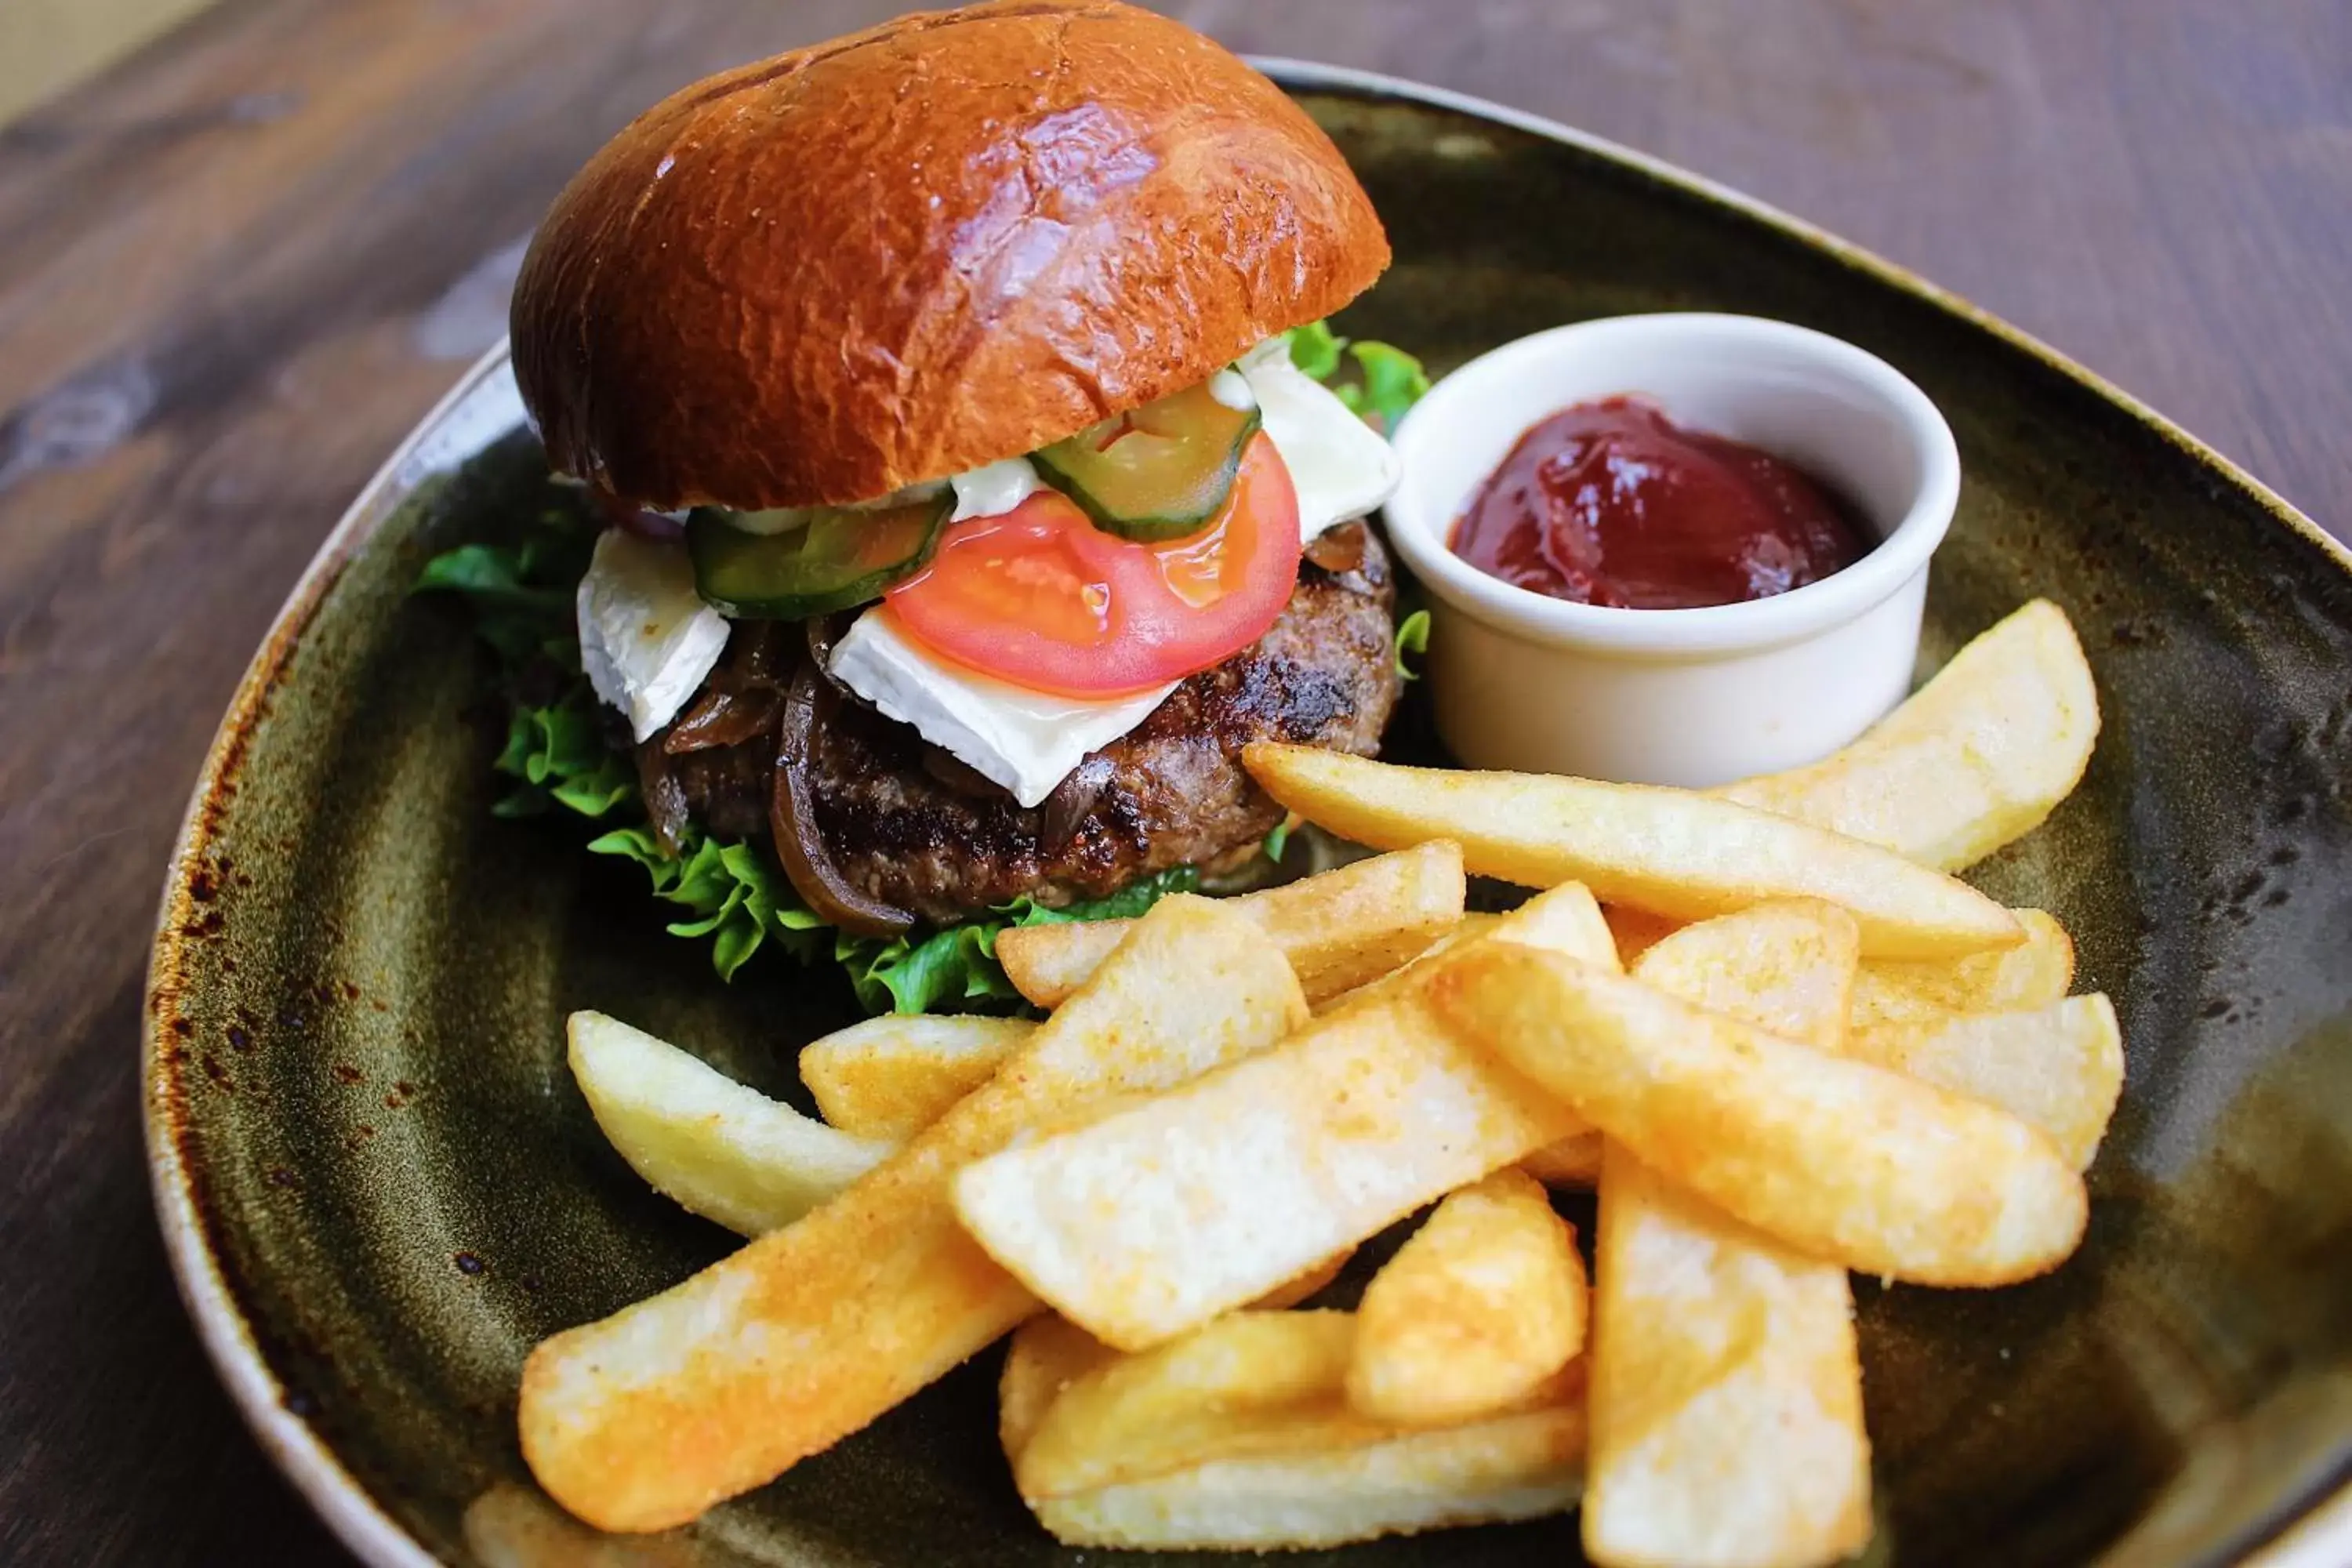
[1385,312,1961,788]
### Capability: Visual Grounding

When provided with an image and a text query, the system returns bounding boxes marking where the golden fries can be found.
[950,883,1614,1352]
[1000,1315,1119,1464]
[1628,899,1860,1048]
[1029,1402,1588,1550]
[1242,743,2021,960]
[1586,903,1871,1568]
[995,842,1466,1009]
[1849,908,2074,1028]
[1002,1306,1587,1551]
[1432,944,2087,1286]
[1848,996,2123,1170]
[520,897,1306,1531]
[1520,1131,1603,1188]
[1017,1311,1369,1497]
[566,1011,891,1236]
[1715,600,2099,872]
[1589,1146,1871,1568]
[1348,1170,1587,1428]
[797,1014,1032,1139]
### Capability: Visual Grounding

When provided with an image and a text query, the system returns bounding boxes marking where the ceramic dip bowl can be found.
[1385,311,1961,787]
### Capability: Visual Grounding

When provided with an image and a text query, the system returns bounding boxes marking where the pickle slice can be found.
[1034,377,1262,541]
[688,491,953,619]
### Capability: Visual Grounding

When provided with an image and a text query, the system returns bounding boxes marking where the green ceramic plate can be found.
[146,64,2352,1568]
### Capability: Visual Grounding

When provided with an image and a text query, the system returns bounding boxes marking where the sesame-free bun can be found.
[511,0,1389,509]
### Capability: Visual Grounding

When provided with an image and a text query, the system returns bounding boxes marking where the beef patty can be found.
[639,521,1400,925]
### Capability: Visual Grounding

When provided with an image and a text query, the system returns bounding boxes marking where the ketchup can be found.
[1450,397,1871,610]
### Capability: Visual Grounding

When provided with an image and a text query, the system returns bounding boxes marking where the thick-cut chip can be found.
[1000,1316,1120,1465]
[1588,1145,1871,1568]
[1585,903,1871,1568]
[1254,1250,1354,1311]
[1029,1399,1588,1551]
[519,896,1308,1533]
[1521,1131,1603,1189]
[1017,1311,1369,1498]
[1848,996,2123,1171]
[568,1011,892,1237]
[1848,909,2074,1029]
[1630,900,1860,1047]
[952,884,1614,1352]
[1242,743,2020,960]
[1714,600,2100,872]
[1431,944,2087,1286]
[1348,1169,1587,1428]
[1602,905,1680,967]
[798,1014,1033,1139]
[996,842,1467,1009]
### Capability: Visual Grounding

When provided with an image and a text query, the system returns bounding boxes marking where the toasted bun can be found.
[510,0,1388,510]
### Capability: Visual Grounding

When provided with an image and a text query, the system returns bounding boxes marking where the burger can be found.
[437,0,1424,1012]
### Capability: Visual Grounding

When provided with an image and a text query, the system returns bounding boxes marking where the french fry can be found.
[951,883,1615,1352]
[1000,1316,1119,1465]
[1030,1398,1587,1551]
[1602,905,1680,967]
[1432,943,2087,1286]
[1242,743,2020,960]
[1521,1131,1603,1188]
[1348,1169,1588,1428]
[1714,599,2100,872]
[1849,909,2075,1029]
[1589,1145,1871,1568]
[1017,1311,1370,1497]
[995,841,1467,1009]
[567,1011,892,1237]
[519,896,1308,1532]
[1629,899,1860,1048]
[1585,903,1871,1568]
[1000,1253,1352,1470]
[798,1014,1033,1139]
[1847,996,2123,1171]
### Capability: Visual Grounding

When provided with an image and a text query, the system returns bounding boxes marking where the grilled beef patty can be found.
[641,521,1399,924]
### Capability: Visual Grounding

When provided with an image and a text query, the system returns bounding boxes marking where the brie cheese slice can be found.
[577,528,731,742]
[828,612,1176,808]
[1240,337,1403,539]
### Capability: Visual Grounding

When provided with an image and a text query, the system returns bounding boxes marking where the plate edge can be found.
[142,345,523,1568]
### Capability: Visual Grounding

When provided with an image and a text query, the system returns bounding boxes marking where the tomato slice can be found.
[884,434,1301,698]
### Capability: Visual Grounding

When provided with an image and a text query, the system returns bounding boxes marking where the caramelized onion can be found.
[663,688,781,754]
[920,746,1008,799]
[1040,755,1112,850]
[771,662,915,937]
[634,739,695,856]
[1303,524,1367,576]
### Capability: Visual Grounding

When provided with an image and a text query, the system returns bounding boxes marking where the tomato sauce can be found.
[1449,397,1871,609]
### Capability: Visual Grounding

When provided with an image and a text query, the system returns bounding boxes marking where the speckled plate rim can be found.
[141,60,2352,1568]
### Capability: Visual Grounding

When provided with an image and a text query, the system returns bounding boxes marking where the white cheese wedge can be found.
[1240,336,1403,539]
[577,528,731,742]
[827,611,1175,808]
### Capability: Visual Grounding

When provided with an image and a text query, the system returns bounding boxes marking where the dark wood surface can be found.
[1,2,2344,1561]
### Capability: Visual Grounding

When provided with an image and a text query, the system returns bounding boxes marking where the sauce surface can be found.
[1450,397,1872,609]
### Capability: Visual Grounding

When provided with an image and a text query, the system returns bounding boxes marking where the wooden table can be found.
[2,2,2343,1561]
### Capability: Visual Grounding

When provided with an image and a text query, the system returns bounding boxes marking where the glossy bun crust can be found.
[512,0,1390,509]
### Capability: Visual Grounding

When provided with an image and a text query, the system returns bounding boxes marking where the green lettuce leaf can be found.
[1284,321,1432,430]
[1392,607,1431,681]
[837,866,1202,1015]
[419,509,1207,1008]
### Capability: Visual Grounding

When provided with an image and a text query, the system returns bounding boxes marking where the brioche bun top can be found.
[510,0,1389,509]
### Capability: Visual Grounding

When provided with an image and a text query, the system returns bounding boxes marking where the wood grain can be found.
[0,1,2342,1562]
